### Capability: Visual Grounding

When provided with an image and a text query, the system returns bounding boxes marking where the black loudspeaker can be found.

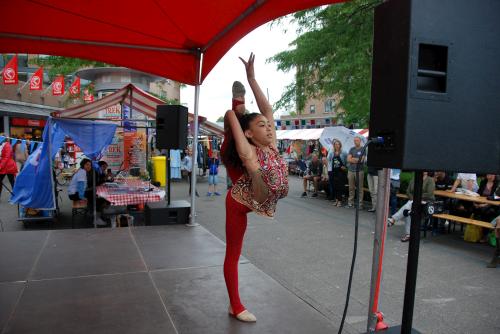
[156,105,188,149]
[368,0,500,174]
[145,200,191,225]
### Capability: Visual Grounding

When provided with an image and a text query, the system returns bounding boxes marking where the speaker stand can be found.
[166,150,171,205]
[401,171,423,332]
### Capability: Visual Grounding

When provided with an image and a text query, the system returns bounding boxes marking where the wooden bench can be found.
[432,213,493,231]
[397,193,409,200]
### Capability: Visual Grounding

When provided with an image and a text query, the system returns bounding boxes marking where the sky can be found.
[180,21,297,123]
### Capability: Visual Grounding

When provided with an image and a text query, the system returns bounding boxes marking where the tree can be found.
[29,55,110,79]
[216,116,225,122]
[270,0,381,127]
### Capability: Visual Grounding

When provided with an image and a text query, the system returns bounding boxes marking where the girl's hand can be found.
[239,53,255,80]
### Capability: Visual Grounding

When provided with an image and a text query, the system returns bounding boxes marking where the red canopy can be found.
[0,0,343,85]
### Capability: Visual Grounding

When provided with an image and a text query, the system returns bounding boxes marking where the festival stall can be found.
[51,84,223,181]
[10,117,117,225]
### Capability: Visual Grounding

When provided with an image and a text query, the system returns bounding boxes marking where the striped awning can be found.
[51,83,204,123]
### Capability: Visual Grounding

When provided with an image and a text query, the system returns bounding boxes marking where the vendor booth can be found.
[51,83,223,183]
[10,117,117,226]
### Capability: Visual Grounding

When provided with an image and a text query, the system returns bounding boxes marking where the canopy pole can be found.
[93,123,97,229]
[188,51,203,227]
[47,117,57,213]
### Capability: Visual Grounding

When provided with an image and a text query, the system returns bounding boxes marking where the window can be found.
[324,99,335,113]
[309,105,316,114]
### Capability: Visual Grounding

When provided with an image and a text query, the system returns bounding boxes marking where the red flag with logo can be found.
[69,76,80,96]
[52,75,64,96]
[29,67,43,90]
[2,55,18,85]
[83,88,94,103]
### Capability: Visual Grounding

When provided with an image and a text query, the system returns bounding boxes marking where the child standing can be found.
[207,151,220,196]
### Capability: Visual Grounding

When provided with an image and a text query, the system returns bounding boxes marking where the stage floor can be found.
[0,225,337,334]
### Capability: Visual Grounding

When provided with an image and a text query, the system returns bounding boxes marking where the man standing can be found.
[181,148,199,197]
[347,137,365,208]
[301,154,322,198]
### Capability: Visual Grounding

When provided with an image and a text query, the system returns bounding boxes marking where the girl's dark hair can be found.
[80,158,91,169]
[221,112,260,169]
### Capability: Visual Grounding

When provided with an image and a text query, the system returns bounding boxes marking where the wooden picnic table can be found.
[434,190,500,206]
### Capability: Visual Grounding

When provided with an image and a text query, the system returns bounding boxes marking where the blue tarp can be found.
[10,117,117,209]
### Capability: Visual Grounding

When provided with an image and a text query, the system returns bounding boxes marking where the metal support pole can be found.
[367,168,391,332]
[92,161,97,228]
[47,117,56,212]
[166,150,171,206]
[401,170,424,333]
[92,123,97,228]
[188,51,203,226]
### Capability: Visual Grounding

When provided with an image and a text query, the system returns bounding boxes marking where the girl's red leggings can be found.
[224,192,251,315]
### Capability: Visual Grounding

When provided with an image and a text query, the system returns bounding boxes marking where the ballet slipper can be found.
[228,306,257,322]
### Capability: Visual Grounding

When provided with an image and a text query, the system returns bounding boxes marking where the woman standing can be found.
[221,53,289,322]
[327,140,347,206]
[0,140,18,199]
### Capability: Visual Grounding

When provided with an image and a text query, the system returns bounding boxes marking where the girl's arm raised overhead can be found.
[239,53,276,147]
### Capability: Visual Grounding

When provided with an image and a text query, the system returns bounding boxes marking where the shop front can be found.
[9,117,46,141]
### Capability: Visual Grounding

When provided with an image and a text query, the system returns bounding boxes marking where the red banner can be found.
[69,76,80,96]
[29,67,43,90]
[52,75,64,96]
[83,88,94,103]
[2,55,18,85]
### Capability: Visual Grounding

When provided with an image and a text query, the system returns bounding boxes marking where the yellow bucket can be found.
[151,156,166,186]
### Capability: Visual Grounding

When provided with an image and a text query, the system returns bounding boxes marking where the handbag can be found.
[488,231,497,247]
[463,225,482,243]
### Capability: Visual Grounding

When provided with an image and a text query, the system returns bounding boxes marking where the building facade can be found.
[0,54,181,138]
[278,93,344,130]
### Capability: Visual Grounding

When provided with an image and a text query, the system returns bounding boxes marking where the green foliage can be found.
[149,91,179,105]
[269,0,381,127]
[29,56,110,79]
[216,116,225,122]
[399,171,414,194]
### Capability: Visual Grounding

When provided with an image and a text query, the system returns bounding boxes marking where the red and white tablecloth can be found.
[96,180,165,206]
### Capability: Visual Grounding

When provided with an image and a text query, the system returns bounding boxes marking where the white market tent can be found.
[276,126,368,153]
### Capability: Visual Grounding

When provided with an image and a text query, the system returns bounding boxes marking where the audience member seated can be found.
[487,215,500,268]
[68,158,92,202]
[301,154,322,198]
[473,174,499,242]
[387,172,435,242]
[449,173,479,193]
[86,160,111,211]
[434,171,453,190]
[95,161,111,186]
[448,172,479,218]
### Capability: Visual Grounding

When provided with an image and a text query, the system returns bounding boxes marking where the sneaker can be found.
[346,204,354,208]
[214,192,221,196]
[368,208,376,212]
[207,192,212,196]
[312,193,318,198]
[401,234,411,242]
[301,192,307,197]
